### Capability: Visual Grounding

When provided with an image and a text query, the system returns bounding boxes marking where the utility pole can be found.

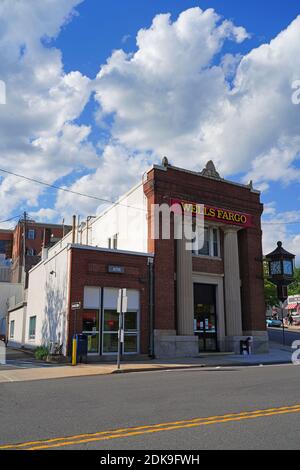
[22,211,27,286]
[116,288,127,372]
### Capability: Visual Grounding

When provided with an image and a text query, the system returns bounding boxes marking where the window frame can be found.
[192,226,221,259]
[29,316,37,340]
[10,320,15,339]
[27,229,36,240]
[102,308,139,355]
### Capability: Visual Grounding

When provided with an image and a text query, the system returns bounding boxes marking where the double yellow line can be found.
[1,404,300,450]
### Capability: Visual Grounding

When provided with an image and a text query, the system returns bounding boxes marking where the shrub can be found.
[35,346,49,361]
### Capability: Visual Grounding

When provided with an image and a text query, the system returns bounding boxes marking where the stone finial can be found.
[247,180,253,190]
[162,156,169,168]
[200,160,221,180]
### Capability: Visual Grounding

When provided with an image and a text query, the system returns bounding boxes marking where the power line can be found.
[0,167,146,213]
[262,221,300,225]
[1,167,300,226]
[0,214,22,226]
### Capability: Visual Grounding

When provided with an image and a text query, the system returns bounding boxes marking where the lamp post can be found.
[265,241,295,345]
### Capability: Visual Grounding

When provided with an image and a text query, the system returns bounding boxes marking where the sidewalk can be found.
[0,342,293,384]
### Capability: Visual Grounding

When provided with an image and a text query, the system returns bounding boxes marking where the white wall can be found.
[47,181,148,258]
[8,306,25,347]
[88,183,148,253]
[0,282,23,335]
[25,246,70,354]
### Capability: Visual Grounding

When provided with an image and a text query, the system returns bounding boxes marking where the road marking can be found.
[1,404,300,450]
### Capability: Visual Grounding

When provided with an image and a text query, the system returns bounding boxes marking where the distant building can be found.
[0,229,13,259]
[0,219,71,341]
[10,219,72,284]
[285,295,300,316]
[0,219,72,284]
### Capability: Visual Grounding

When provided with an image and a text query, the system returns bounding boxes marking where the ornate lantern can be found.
[265,241,295,302]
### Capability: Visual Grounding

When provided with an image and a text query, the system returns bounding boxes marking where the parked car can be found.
[291,315,300,326]
[266,318,282,328]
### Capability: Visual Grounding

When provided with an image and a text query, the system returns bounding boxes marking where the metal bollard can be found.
[72,337,77,366]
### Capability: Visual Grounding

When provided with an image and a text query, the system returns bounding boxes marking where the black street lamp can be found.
[265,241,296,344]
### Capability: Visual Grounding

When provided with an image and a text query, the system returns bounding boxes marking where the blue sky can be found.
[55,0,300,76]
[0,0,300,257]
[54,0,300,238]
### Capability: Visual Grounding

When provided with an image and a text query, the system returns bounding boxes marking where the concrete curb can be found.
[108,359,293,375]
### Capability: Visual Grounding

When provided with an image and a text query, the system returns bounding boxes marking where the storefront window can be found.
[82,311,98,331]
[102,309,138,354]
[124,335,138,353]
[124,311,138,332]
[82,311,99,354]
[103,333,118,353]
[103,310,119,332]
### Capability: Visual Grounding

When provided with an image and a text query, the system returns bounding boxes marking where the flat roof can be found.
[70,243,153,258]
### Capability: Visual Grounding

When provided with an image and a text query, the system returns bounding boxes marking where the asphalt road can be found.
[1,364,300,450]
[268,326,300,346]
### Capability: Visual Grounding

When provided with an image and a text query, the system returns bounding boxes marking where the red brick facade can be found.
[143,165,266,338]
[67,247,150,355]
[62,164,266,357]
[10,221,71,283]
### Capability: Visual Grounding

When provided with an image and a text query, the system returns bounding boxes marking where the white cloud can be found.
[0,0,97,219]
[1,0,300,254]
[262,206,300,264]
[93,8,300,184]
[54,144,152,220]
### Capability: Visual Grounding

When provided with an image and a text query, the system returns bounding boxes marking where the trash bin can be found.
[240,337,253,355]
[75,333,88,363]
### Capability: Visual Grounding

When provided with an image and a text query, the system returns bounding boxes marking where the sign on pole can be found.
[71,302,81,310]
[117,288,127,371]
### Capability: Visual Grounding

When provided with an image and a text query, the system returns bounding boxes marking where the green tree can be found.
[288,267,300,295]
[263,260,278,307]
[264,278,278,307]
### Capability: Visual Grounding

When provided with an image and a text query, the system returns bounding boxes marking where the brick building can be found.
[0,219,71,283]
[0,229,13,260]
[9,161,267,357]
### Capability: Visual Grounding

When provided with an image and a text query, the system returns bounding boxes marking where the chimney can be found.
[72,215,76,244]
[41,246,49,261]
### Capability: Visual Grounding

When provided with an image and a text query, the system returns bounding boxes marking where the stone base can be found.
[154,330,199,359]
[243,331,269,354]
[226,332,269,355]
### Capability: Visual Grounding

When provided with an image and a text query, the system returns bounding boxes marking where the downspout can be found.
[148,257,155,358]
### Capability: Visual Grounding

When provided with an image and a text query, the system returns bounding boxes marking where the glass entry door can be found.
[102,310,138,355]
[194,284,217,352]
[82,311,100,354]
